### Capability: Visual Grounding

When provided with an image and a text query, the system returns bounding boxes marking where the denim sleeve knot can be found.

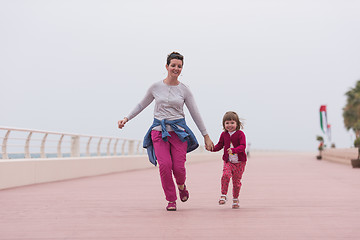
[143,118,199,166]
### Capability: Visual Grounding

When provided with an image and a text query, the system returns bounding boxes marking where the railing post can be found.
[129,140,134,155]
[71,136,80,157]
[106,138,112,156]
[136,141,141,154]
[40,133,48,158]
[57,135,64,158]
[121,140,126,155]
[97,138,103,156]
[113,139,119,156]
[25,132,32,158]
[2,130,10,159]
[86,137,92,157]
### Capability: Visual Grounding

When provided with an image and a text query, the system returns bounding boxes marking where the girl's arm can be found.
[212,132,225,152]
[231,131,247,154]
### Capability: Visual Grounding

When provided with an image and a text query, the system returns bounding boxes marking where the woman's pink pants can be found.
[151,130,187,202]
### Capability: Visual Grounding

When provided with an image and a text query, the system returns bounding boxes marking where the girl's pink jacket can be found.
[212,130,247,162]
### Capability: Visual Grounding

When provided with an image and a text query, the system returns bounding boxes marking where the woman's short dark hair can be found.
[167,52,184,66]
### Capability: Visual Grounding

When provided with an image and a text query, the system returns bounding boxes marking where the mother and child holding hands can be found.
[118,52,247,211]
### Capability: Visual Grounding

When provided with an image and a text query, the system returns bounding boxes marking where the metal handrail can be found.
[0,126,145,159]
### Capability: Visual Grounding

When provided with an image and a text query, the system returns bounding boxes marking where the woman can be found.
[118,52,214,211]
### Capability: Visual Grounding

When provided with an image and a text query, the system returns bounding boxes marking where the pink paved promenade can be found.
[1,152,360,240]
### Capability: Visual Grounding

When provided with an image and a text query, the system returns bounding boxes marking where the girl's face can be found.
[224,120,237,132]
[166,59,183,78]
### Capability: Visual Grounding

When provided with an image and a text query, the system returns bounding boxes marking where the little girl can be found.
[211,111,247,209]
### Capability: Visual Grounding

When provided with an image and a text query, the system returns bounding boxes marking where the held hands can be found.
[118,117,128,129]
[227,148,233,155]
[204,134,214,151]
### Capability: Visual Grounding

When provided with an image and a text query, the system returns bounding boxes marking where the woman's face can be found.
[166,59,183,78]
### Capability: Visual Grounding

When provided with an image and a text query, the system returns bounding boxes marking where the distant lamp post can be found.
[316,135,324,160]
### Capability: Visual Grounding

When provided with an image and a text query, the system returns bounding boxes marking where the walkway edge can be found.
[0,155,151,190]
[0,153,216,190]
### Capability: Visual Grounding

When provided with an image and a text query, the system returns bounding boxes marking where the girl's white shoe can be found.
[219,195,227,205]
[232,198,239,209]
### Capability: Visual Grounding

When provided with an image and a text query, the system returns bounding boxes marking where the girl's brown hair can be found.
[222,111,243,131]
[167,52,184,66]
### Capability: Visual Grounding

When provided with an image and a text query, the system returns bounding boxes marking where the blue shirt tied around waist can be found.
[143,118,199,166]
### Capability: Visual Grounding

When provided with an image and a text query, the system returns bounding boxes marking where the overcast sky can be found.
[1,0,360,151]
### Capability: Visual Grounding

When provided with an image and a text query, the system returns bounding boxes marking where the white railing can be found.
[0,126,145,159]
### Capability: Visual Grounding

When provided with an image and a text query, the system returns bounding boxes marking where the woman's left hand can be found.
[204,134,214,151]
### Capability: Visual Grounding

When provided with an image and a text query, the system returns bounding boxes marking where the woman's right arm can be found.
[118,85,154,129]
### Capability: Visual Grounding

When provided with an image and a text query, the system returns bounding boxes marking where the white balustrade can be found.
[0,126,145,159]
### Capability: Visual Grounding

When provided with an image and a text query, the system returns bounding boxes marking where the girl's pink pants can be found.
[221,161,246,199]
[151,130,188,202]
